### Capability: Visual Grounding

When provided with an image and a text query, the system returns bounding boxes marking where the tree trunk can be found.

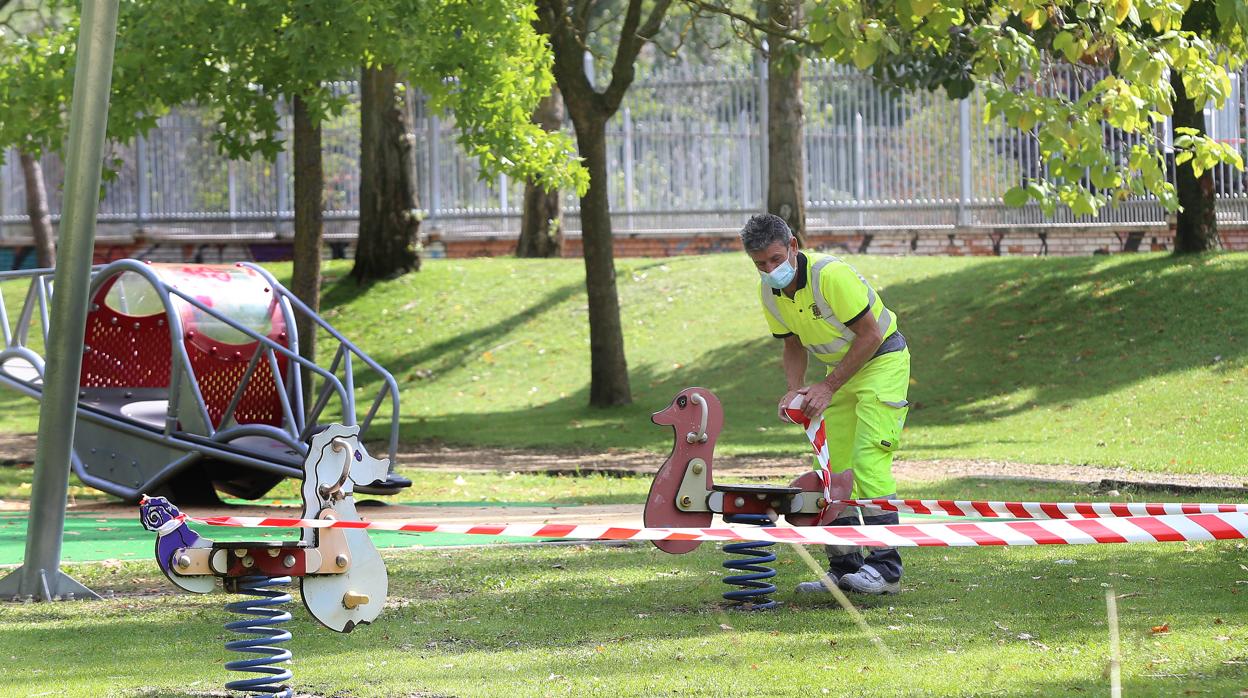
[766,0,806,246]
[517,87,565,257]
[352,64,421,282]
[19,152,55,267]
[291,94,324,400]
[570,113,631,406]
[1170,70,1218,253]
[536,0,675,408]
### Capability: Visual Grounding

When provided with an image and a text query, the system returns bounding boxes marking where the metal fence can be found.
[3,57,1247,243]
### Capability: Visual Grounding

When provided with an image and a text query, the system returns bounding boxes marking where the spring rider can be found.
[139,423,388,697]
[644,387,854,609]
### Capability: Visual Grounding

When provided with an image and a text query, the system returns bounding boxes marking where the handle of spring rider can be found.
[686,393,709,444]
[319,437,353,499]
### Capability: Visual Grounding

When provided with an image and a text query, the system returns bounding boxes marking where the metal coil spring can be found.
[721,513,778,610]
[224,575,294,698]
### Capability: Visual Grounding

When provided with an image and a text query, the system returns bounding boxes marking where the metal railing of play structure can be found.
[0,262,400,482]
[2,58,1247,240]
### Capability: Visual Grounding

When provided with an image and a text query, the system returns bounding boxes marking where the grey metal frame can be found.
[0,259,401,503]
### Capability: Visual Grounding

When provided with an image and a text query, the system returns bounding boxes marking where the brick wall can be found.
[425,223,1248,259]
[0,223,1243,271]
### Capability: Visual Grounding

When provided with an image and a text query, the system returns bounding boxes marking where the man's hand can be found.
[777,388,803,422]
[797,381,836,420]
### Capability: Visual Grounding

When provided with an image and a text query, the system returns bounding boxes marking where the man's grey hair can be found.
[739,213,793,253]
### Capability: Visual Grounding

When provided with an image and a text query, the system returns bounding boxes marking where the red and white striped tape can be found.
[779,397,1247,526]
[782,396,832,503]
[174,399,1248,548]
[185,511,1248,547]
[837,498,1248,520]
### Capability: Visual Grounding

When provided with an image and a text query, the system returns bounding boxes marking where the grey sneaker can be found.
[837,565,900,595]
[794,573,841,594]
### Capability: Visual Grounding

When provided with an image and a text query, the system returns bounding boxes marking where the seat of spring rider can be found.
[711,483,803,496]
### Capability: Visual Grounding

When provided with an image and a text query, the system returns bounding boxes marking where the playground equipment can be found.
[140,423,389,696]
[0,260,409,503]
[644,387,854,609]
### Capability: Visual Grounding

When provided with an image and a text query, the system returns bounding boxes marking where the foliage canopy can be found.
[808,0,1248,216]
[0,0,588,194]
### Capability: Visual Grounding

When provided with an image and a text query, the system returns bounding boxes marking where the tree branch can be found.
[650,12,696,58]
[682,0,812,47]
[572,0,593,33]
[536,0,601,113]
[602,0,674,112]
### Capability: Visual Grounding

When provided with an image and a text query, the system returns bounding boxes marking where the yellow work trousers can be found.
[818,348,911,499]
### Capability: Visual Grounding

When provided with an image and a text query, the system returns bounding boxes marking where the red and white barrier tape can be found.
[174,401,1248,548]
[781,397,832,503]
[837,498,1248,520]
[780,395,1247,525]
[185,511,1248,547]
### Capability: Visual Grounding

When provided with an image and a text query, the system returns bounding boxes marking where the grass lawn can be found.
[2,484,1246,697]
[3,252,1248,475]
[3,253,1247,696]
[3,474,1248,696]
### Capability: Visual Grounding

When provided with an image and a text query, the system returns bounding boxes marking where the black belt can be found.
[871,331,907,359]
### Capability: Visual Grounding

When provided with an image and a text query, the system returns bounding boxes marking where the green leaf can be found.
[1053,31,1080,62]
[911,0,937,18]
[1070,191,1098,216]
[1003,186,1030,207]
[853,42,880,70]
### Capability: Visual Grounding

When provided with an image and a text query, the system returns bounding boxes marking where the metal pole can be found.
[0,152,6,242]
[0,0,119,602]
[957,98,972,228]
[623,107,634,232]
[738,108,750,209]
[429,114,441,224]
[583,50,596,89]
[275,102,288,235]
[228,160,238,235]
[498,172,508,233]
[135,134,149,228]
[853,111,864,227]
[757,47,769,210]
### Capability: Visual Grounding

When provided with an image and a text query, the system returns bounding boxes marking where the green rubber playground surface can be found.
[0,507,988,566]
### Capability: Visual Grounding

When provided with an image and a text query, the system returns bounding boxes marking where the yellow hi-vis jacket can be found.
[759,251,899,368]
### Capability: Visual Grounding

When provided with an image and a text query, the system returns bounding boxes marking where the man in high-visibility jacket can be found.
[741,213,910,595]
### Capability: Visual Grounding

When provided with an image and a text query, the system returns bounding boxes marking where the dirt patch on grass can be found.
[0,436,1243,517]
[391,443,1248,490]
[0,433,34,465]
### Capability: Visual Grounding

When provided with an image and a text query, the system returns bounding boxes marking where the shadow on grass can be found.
[393,253,1248,453]
[398,543,1230,637]
[327,275,585,383]
[393,334,813,453]
[889,253,1248,426]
